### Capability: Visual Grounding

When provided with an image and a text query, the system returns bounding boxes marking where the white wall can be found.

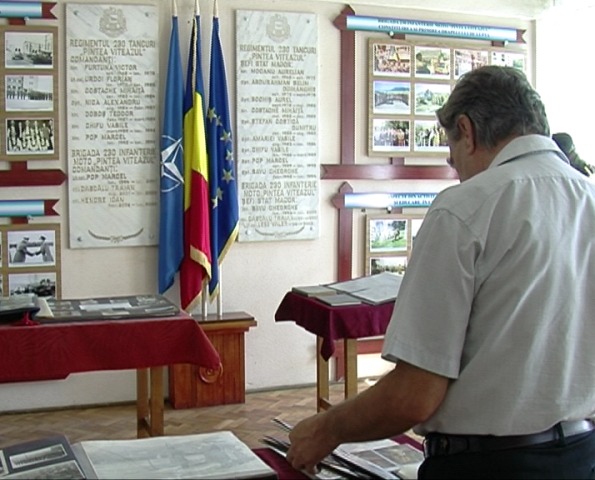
[536,2,594,159]
[0,0,536,412]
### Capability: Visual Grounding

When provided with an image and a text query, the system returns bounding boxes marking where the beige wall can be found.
[0,0,536,411]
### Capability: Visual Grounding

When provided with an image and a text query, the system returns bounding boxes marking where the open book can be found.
[0,432,277,479]
[262,418,423,479]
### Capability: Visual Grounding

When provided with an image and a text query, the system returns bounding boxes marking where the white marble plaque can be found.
[236,10,319,242]
[66,4,158,248]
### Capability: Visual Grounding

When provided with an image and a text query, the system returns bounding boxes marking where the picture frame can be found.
[371,43,411,77]
[0,25,58,162]
[368,255,408,276]
[1,26,57,70]
[413,120,449,152]
[370,118,410,154]
[4,73,55,112]
[3,117,56,157]
[454,49,489,78]
[8,271,57,297]
[372,80,411,115]
[367,38,528,158]
[414,83,450,115]
[365,213,426,276]
[1,223,61,299]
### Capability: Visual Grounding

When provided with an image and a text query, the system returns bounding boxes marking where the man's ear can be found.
[456,115,476,154]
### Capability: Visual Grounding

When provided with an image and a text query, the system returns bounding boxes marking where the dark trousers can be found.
[418,430,595,479]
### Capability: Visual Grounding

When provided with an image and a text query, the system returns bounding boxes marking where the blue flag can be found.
[158,14,184,294]
[207,15,239,299]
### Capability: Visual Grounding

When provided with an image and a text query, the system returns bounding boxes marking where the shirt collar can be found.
[488,134,569,169]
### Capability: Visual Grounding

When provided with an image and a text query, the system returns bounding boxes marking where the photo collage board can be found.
[368,38,526,157]
[0,223,61,298]
[365,213,425,276]
[0,25,58,161]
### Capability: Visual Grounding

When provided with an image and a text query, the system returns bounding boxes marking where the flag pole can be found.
[217,267,223,317]
[172,0,177,16]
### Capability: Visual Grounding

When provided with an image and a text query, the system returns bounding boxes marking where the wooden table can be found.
[275,292,394,411]
[0,312,220,437]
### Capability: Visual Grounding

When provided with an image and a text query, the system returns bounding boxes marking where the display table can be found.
[0,312,220,438]
[275,292,395,411]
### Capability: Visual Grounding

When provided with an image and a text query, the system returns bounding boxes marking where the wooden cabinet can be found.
[168,312,256,408]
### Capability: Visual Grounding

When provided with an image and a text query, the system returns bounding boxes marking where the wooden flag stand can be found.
[168,310,256,408]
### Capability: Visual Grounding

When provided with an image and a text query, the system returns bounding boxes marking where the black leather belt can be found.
[424,419,595,458]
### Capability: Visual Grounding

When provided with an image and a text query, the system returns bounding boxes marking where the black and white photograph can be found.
[371,42,411,77]
[414,46,450,78]
[8,272,56,297]
[414,83,450,115]
[7,229,56,267]
[371,119,410,154]
[5,74,54,112]
[491,51,526,71]
[3,29,55,69]
[372,80,411,115]
[414,120,449,152]
[369,256,408,276]
[454,49,489,78]
[5,118,55,156]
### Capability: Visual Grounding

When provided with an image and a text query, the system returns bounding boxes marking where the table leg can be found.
[136,367,165,437]
[343,338,358,398]
[149,366,164,436]
[316,337,331,411]
[136,368,149,438]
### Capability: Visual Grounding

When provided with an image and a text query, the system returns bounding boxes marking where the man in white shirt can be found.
[286,66,595,478]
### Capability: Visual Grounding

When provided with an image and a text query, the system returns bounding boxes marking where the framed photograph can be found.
[7,228,57,268]
[367,216,409,253]
[414,120,449,152]
[368,255,408,276]
[414,46,450,78]
[454,49,489,78]
[371,42,411,77]
[3,117,56,159]
[4,74,55,112]
[372,80,411,115]
[8,271,57,297]
[1,26,57,70]
[491,51,526,71]
[370,118,410,154]
[414,83,450,115]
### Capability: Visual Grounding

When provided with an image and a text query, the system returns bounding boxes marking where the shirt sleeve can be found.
[381,208,480,379]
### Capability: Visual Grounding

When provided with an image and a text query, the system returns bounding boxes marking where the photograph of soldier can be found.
[371,119,410,153]
[7,230,56,267]
[414,120,449,152]
[5,75,54,112]
[5,118,55,155]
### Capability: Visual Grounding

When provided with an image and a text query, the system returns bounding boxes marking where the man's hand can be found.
[286,412,338,475]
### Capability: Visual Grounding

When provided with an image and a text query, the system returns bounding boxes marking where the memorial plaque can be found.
[236,10,319,242]
[66,4,158,248]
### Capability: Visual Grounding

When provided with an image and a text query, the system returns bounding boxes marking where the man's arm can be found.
[286,360,449,473]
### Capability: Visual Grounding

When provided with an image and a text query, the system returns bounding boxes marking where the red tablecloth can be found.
[275,292,395,360]
[0,314,220,383]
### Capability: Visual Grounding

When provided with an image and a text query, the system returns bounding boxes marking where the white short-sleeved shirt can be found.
[382,135,595,436]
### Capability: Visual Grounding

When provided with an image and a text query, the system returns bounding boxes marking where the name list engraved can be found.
[66,3,158,249]
[236,10,319,242]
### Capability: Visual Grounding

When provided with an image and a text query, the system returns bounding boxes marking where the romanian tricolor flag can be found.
[179,4,211,311]
[158,3,184,294]
[207,2,239,299]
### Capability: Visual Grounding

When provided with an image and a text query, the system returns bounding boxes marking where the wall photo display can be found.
[365,213,425,276]
[0,25,58,161]
[1,223,61,298]
[368,38,526,157]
